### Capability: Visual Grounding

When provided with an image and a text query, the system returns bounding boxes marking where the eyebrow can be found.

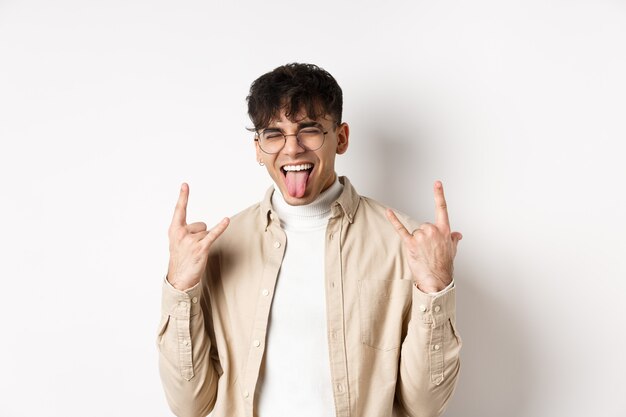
[262,121,324,132]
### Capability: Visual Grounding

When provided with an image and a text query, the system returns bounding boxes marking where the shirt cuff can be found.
[161,275,203,318]
[411,282,456,327]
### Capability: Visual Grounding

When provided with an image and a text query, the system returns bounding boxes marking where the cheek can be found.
[319,154,335,172]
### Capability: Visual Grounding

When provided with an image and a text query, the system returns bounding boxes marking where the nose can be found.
[281,133,306,156]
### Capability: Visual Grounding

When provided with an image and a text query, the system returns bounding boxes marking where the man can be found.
[157,63,463,417]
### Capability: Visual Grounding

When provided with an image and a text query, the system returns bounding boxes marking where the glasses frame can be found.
[254,123,337,154]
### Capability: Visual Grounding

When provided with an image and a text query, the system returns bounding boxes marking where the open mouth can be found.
[281,163,314,198]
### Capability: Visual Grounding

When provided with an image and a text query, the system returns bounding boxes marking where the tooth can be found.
[283,164,313,171]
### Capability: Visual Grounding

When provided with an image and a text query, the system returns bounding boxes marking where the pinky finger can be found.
[385,209,412,240]
[201,217,230,247]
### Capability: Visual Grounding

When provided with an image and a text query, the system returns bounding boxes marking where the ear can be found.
[335,122,349,155]
[254,136,263,164]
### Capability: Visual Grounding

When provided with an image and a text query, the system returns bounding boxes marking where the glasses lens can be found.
[297,127,324,150]
[259,131,284,153]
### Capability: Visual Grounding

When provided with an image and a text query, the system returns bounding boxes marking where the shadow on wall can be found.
[359,124,529,417]
[346,83,447,218]
[377,146,530,416]
[441,265,531,417]
[348,116,430,218]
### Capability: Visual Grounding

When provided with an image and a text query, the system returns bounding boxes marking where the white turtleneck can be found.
[255,178,343,417]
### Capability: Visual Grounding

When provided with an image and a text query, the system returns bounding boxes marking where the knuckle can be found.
[187,222,206,233]
[175,228,187,240]
[200,238,213,250]
[193,245,208,258]
[168,225,182,239]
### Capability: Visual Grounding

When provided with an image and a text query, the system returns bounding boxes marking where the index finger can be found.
[171,183,189,227]
[434,180,450,230]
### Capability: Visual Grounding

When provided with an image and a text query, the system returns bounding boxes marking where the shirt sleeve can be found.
[395,284,462,417]
[157,276,219,417]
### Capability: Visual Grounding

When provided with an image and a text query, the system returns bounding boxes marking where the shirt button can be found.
[434,344,440,351]
[419,305,427,312]
[253,339,261,347]
[191,297,198,304]
[179,301,187,307]
[243,390,249,398]
[184,340,190,346]
[262,289,270,296]
[329,233,334,240]
[337,383,344,392]
[273,241,281,248]
[434,305,441,313]
[330,282,335,288]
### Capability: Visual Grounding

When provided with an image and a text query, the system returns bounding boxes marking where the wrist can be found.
[414,282,442,294]
[166,274,196,291]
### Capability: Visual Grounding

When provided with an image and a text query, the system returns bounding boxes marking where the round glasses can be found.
[255,126,329,154]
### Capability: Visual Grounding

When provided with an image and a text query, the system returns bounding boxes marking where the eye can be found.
[298,127,322,137]
[262,131,283,140]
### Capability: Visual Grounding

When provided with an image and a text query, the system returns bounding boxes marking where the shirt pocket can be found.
[358,279,413,351]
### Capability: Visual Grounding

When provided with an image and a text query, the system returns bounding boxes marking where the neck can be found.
[271,177,343,231]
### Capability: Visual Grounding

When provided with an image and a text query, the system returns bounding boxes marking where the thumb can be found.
[451,231,463,245]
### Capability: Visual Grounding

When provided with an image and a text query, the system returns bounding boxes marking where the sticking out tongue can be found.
[285,170,310,198]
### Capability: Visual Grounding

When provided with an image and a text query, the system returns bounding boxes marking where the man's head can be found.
[247,63,349,206]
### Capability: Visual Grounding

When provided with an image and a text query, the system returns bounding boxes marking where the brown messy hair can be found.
[246,63,343,132]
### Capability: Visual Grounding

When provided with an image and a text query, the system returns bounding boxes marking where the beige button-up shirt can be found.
[157,177,461,417]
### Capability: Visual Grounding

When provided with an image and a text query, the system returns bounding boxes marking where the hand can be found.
[386,181,462,293]
[167,183,229,291]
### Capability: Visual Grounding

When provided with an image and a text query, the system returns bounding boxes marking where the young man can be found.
[158,63,463,417]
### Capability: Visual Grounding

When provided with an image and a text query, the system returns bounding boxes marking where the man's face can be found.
[255,110,349,206]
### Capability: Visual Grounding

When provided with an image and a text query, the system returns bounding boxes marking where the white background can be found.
[1,0,625,416]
